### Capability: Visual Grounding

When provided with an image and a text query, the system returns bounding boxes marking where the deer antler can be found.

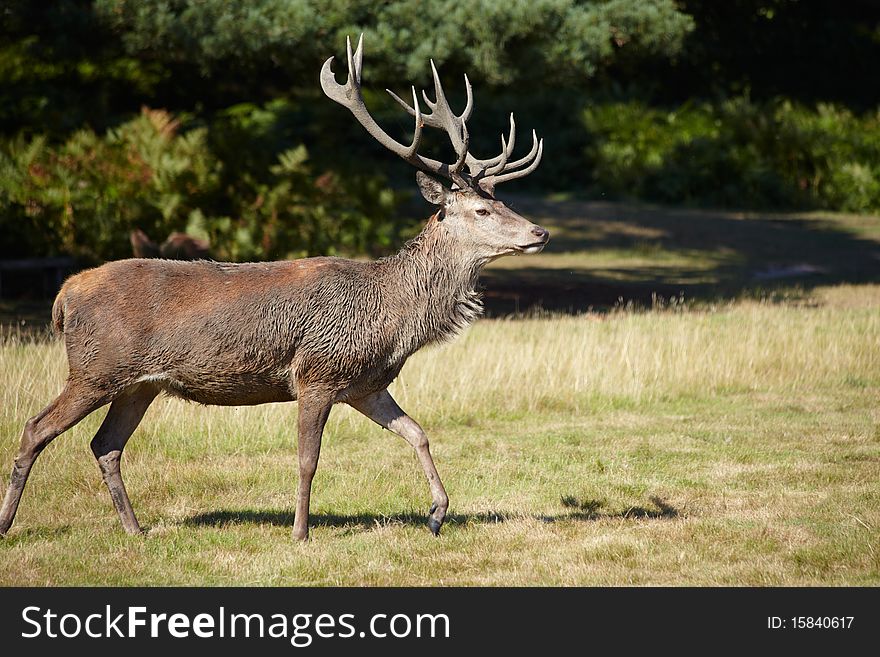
[321,35,543,194]
[321,35,468,188]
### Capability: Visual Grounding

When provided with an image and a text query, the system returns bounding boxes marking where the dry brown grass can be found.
[1,284,877,585]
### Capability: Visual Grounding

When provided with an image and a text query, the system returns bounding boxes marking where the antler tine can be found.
[424,59,471,178]
[421,88,437,111]
[352,33,364,84]
[387,83,468,131]
[345,36,355,85]
[487,136,544,185]
[504,129,539,171]
[504,113,515,156]
[467,113,517,174]
[345,36,353,80]
[387,88,436,126]
[428,60,447,111]
[484,135,509,176]
[461,74,474,122]
[477,127,539,177]
[404,85,424,158]
[387,63,472,140]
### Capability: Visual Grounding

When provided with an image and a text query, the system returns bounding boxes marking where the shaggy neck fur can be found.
[377,214,485,349]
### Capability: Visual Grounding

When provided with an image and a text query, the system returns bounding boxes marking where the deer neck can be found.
[382,214,485,346]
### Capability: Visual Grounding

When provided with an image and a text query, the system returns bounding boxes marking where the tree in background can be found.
[666,0,880,107]
[2,1,879,264]
[0,1,694,262]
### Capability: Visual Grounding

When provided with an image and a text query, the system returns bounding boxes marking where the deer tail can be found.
[51,288,66,334]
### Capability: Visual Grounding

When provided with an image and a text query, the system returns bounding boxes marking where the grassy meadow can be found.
[1,199,878,586]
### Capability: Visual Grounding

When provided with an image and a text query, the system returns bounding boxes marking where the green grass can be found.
[1,199,879,586]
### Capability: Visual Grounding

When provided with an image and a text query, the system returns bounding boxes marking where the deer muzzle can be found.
[516,225,550,254]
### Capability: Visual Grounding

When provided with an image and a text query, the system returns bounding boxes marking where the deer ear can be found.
[416,171,448,205]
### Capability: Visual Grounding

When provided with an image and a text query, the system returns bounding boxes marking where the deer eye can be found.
[475,208,490,216]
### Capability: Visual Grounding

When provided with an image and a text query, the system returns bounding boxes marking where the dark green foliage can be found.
[0,1,171,136]
[92,0,693,85]
[583,99,880,212]
[0,107,401,263]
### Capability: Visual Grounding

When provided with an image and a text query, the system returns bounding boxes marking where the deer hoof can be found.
[428,517,442,536]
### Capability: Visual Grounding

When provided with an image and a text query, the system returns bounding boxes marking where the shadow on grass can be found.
[0,525,73,544]
[182,495,679,531]
[480,197,880,315]
[557,495,679,520]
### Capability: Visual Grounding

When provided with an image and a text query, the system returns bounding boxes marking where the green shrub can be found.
[0,106,403,263]
[583,98,880,213]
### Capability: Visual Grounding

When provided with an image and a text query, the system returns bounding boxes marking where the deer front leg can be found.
[292,392,333,541]
[349,389,449,536]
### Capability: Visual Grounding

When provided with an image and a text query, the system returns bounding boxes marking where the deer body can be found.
[0,35,548,540]
[55,219,483,409]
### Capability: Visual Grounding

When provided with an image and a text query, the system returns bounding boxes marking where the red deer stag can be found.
[0,35,548,541]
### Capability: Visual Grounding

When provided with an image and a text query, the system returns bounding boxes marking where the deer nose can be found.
[531,226,550,241]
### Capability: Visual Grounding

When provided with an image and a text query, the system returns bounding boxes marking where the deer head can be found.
[320,35,549,262]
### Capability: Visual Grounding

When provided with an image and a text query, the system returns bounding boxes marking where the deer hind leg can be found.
[0,379,108,535]
[89,384,157,535]
[349,389,449,536]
